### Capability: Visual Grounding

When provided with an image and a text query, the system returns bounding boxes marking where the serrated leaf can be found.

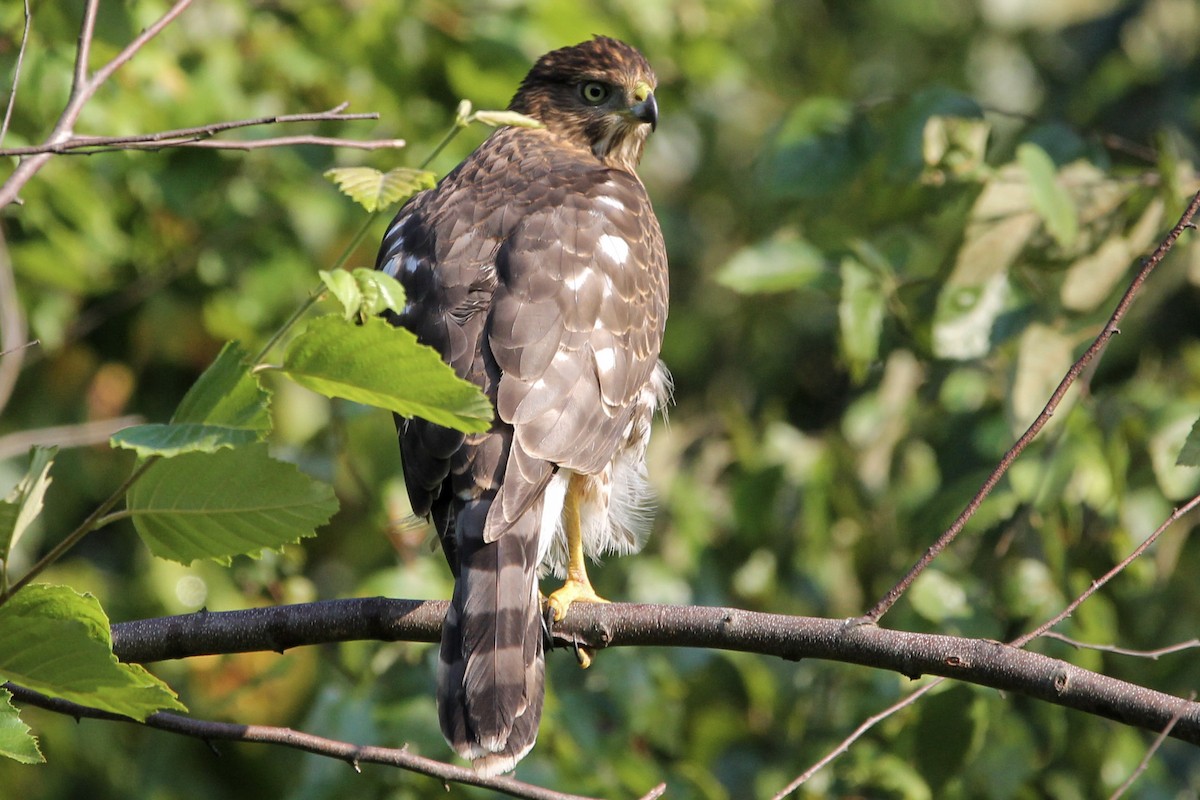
[0,585,185,720]
[470,109,544,129]
[1177,417,1200,467]
[125,444,338,565]
[319,269,363,320]
[353,268,406,316]
[279,315,492,433]
[172,342,271,432]
[1017,142,1078,248]
[324,167,436,212]
[319,269,406,321]
[0,687,42,764]
[110,423,260,458]
[0,447,56,563]
[838,256,885,384]
[716,234,827,294]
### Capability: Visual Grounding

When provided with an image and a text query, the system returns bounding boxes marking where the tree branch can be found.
[108,599,1200,746]
[864,189,1200,623]
[0,107,400,156]
[0,0,32,146]
[3,683,609,800]
[0,415,144,461]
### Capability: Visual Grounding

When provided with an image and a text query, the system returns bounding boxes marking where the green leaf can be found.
[172,342,271,431]
[110,423,260,458]
[0,447,56,563]
[324,167,436,213]
[469,109,544,129]
[0,585,184,720]
[125,444,338,565]
[1017,142,1078,248]
[715,234,827,294]
[319,269,362,321]
[319,268,406,321]
[278,315,492,433]
[1177,417,1200,468]
[0,687,42,764]
[838,255,885,384]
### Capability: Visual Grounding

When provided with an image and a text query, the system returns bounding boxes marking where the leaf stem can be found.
[0,457,159,606]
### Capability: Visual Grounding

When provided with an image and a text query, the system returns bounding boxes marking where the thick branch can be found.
[110,600,1200,746]
[4,683,606,800]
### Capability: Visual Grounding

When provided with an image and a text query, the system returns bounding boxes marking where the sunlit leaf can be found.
[1177,417,1200,468]
[838,255,885,383]
[278,315,492,433]
[1018,143,1077,248]
[0,585,185,720]
[110,423,259,458]
[716,234,827,294]
[1009,323,1074,434]
[321,269,407,321]
[0,687,42,764]
[0,447,55,563]
[324,167,436,212]
[469,109,543,128]
[172,342,271,431]
[125,444,338,565]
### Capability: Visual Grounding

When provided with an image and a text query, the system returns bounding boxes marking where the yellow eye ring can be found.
[580,81,610,105]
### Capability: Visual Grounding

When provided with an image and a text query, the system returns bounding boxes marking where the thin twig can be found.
[865,190,1200,624]
[1041,632,1200,660]
[0,0,32,146]
[0,415,143,461]
[1108,692,1196,800]
[64,135,407,153]
[0,109,393,156]
[3,684,601,800]
[771,680,943,799]
[0,0,196,208]
[1013,492,1200,648]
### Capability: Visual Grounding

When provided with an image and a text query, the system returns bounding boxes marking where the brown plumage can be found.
[376,36,669,776]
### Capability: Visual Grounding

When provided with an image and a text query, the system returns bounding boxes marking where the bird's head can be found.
[508,36,659,172]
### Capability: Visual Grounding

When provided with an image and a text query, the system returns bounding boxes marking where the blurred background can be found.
[2,0,1200,797]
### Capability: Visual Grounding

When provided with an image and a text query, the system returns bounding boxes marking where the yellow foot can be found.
[547,578,609,622]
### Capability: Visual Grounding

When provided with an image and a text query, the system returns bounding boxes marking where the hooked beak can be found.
[631,82,658,131]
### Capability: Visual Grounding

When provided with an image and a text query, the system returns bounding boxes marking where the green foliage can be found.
[324,166,436,213]
[0,585,184,719]
[278,315,493,432]
[3,0,1200,797]
[123,444,337,565]
[0,447,55,567]
[318,268,405,322]
[0,688,42,765]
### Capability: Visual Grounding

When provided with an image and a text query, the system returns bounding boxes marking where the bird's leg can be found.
[546,473,609,625]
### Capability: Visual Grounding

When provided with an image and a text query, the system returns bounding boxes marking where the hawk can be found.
[375,37,669,776]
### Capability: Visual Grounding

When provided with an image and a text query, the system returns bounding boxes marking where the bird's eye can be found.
[579,81,611,105]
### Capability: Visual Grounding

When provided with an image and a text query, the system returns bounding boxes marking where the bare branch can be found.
[3,683,604,800]
[1013,492,1200,648]
[0,0,197,208]
[865,189,1200,624]
[1108,693,1195,800]
[771,679,943,799]
[108,599,1200,746]
[71,0,100,98]
[66,135,407,154]
[0,228,28,417]
[0,0,32,146]
[1041,632,1200,660]
[0,415,144,461]
[0,108,394,156]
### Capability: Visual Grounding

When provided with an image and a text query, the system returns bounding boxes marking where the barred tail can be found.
[437,497,545,777]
